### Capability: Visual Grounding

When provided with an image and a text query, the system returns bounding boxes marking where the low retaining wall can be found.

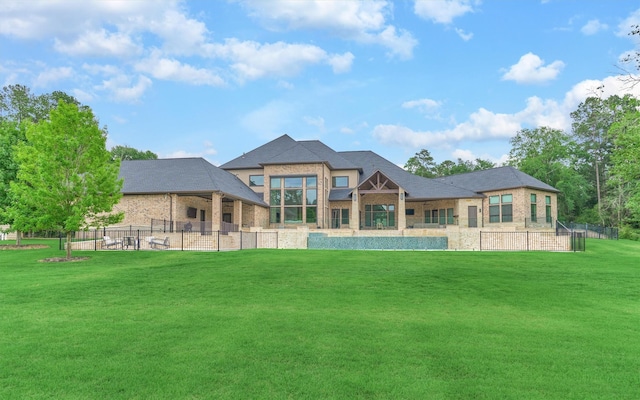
[308,233,447,250]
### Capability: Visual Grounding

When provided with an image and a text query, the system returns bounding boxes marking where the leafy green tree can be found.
[405,149,437,178]
[434,158,495,176]
[110,145,158,161]
[0,121,28,241]
[1,86,83,243]
[508,127,589,221]
[610,111,640,226]
[8,102,123,259]
[570,94,639,222]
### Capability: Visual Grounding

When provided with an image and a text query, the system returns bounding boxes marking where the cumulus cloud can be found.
[413,0,478,24]
[236,0,418,59]
[372,74,640,153]
[211,39,351,82]
[33,66,74,87]
[135,51,225,86]
[403,98,442,112]
[502,52,565,84]
[581,19,608,35]
[54,29,141,58]
[455,28,473,41]
[96,74,152,103]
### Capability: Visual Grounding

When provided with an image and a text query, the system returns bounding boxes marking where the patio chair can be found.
[102,235,123,249]
[150,236,170,250]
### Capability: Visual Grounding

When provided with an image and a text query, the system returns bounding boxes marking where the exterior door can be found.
[468,206,478,228]
[331,209,340,229]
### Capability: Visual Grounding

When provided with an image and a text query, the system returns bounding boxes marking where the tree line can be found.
[0,85,157,258]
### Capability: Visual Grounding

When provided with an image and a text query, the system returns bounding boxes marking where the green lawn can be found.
[1,240,639,399]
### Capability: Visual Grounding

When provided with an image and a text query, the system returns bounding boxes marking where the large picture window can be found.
[489,194,512,223]
[364,204,395,228]
[269,175,317,224]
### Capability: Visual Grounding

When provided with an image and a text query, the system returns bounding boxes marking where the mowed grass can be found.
[1,240,639,399]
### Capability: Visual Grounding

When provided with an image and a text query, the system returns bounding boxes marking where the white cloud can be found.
[145,9,212,56]
[455,28,473,41]
[303,116,325,130]
[616,8,640,38]
[327,52,355,74]
[581,19,608,36]
[135,52,225,86]
[211,39,350,82]
[403,98,442,111]
[96,74,152,103]
[372,74,640,153]
[0,0,176,40]
[236,0,418,59]
[72,88,95,103]
[502,52,565,84]
[413,0,478,24]
[33,66,74,87]
[54,29,141,58]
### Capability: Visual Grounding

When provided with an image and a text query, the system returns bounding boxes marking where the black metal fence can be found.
[61,229,278,252]
[561,222,618,240]
[480,231,585,252]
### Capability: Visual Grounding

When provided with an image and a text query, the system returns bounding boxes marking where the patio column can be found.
[398,188,406,230]
[233,199,243,229]
[211,192,222,231]
[350,188,360,229]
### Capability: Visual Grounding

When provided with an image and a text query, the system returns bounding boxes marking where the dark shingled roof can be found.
[220,134,360,170]
[335,151,484,201]
[119,158,267,206]
[433,166,560,193]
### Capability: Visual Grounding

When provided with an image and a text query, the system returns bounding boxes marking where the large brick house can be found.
[115,134,559,232]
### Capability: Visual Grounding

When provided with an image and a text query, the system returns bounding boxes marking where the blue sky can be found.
[1,1,640,167]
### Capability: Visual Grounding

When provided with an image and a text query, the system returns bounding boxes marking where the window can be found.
[306,207,317,224]
[249,175,264,187]
[530,194,537,222]
[332,176,348,188]
[269,175,317,225]
[406,209,415,216]
[331,208,349,228]
[546,196,552,223]
[489,205,500,223]
[501,194,512,222]
[306,176,317,187]
[341,209,349,225]
[423,208,455,225]
[488,193,512,223]
[364,204,395,228]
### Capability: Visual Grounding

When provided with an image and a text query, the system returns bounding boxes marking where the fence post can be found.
[479,231,482,251]
[217,231,220,252]
[527,231,529,251]
[94,229,97,251]
[181,230,184,251]
[240,231,243,250]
